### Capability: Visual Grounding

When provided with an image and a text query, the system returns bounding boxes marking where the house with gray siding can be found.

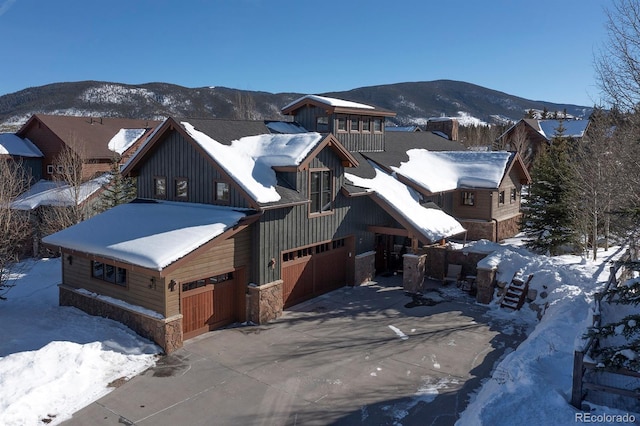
[43,95,528,353]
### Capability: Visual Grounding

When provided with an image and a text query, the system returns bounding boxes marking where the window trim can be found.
[510,188,518,203]
[349,116,360,133]
[336,115,347,132]
[498,190,505,205]
[309,168,334,216]
[362,117,371,132]
[316,115,329,132]
[175,177,188,200]
[153,176,167,199]
[214,180,230,204]
[462,191,475,206]
[373,118,383,133]
[47,164,54,174]
[91,260,127,287]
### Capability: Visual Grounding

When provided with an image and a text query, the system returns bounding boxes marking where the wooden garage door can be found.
[282,238,349,308]
[181,271,239,340]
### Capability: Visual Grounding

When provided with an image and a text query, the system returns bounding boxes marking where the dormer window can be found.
[350,116,359,132]
[316,116,329,132]
[310,169,333,215]
[337,116,347,132]
[362,118,371,132]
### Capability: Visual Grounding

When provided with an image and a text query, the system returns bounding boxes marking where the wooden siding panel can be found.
[62,254,166,316]
[165,228,251,317]
[136,130,250,208]
[451,189,492,220]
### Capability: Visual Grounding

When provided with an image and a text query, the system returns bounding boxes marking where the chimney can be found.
[426,117,458,141]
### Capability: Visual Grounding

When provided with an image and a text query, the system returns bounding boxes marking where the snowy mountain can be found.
[0,80,593,132]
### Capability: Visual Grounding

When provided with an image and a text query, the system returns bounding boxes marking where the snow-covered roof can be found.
[11,175,110,210]
[0,133,43,157]
[282,95,376,111]
[345,164,465,242]
[107,128,147,154]
[538,119,589,139]
[392,150,513,193]
[182,121,324,203]
[42,200,249,270]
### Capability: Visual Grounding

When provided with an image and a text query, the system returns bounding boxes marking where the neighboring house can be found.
[16,115,161,180]
[385,125,422,132]
[42,96,531,353]
[496,118,590,168]
[0,133,44,182]
[361,150,531,241]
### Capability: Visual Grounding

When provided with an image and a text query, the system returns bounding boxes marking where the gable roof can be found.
[124,117,357,208]
[500,118,589,142]
[17,115,161,160]
[391,151,522,193]
[0,133,43,158]
[345,163,466,243]
[42,200,254,272]
[281,95,396,117]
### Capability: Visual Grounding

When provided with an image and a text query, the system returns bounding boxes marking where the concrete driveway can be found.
[63,276,527,426]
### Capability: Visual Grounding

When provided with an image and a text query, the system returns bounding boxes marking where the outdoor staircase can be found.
[500,274,534,311]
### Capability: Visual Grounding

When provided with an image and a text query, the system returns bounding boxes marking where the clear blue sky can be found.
[0,0,610,106]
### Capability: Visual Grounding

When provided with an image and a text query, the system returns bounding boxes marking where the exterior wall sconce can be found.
[269,258,276,270]
[168,280,177,292]
[66,255,73,265]
[149,277,156,289]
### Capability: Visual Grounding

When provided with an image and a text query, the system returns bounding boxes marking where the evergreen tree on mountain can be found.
[522,120,580,255]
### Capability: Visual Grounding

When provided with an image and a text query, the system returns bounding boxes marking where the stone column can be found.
[354,251,375,285]
[475,266,497,304]
[403,254,427,293]
[247,280,283,324]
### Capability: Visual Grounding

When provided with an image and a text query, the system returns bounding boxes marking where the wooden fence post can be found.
[571,349,585,409]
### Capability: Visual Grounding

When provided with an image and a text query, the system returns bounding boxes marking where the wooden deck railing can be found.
[571,249,636,409]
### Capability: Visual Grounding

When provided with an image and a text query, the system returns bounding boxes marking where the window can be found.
[175,178,188,199]
[310,170,333,214]
[154,176,166,198]
[362,118,371,132]
[350,116,359,132]
[57,165,64,173]
[182,272,233,292]
[462,191,475,206]
[47,164,54,174]
[510,188,518,203]
[373,118,382,132]
[499,191,505,205]
[215,181,230,203]
[337,116,347,132]
[316,116,329,132]
[91,261,127,287]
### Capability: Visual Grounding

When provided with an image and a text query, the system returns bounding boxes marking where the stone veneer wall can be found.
[248,280,283,324]
[403,254,426,293]
[460,220,495,241]
[496,214,523,241]
[354,251,375,284]
[475,266,497,304]
[59,285,183,354]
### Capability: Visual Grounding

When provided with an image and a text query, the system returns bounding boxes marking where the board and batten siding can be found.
[61,253,166,316]
[493,170,524,221]
[255,147,396,284]
[165,228,252,317]
[136,129,251,208]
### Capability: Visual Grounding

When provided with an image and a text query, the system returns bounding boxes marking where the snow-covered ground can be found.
[0,237,638,425]
[0,258,160,426]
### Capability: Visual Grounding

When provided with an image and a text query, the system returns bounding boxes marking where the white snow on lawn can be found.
[42,200,248,270]
[392,150,512,193]
[182,121,323,203]
[345,164,466,241]
[0,258,160,426]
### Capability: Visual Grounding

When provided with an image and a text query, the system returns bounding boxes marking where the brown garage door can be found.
[282,238,349,308]
[181,271,240,340]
